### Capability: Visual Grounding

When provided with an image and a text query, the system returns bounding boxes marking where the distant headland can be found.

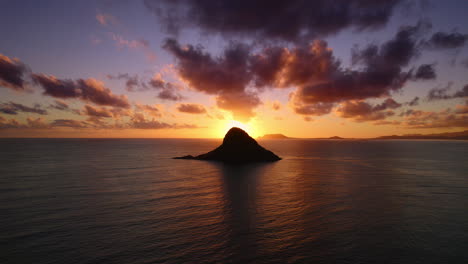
[256,130,468,140]
[375,130,468,140]
[174,127,281,163]
[258,134,291,139]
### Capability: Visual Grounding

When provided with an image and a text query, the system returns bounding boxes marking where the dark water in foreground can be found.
[1,138,467,264]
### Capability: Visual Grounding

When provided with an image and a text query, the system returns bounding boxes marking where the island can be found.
[174,127,281,163]
[258,133,290,139]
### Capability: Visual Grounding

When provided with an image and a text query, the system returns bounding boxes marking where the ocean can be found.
[1,138,467,264]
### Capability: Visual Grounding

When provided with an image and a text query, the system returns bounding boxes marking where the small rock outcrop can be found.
[174,127,281,163]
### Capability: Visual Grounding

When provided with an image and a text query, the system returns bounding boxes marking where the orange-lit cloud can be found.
[0,54,29,91]
[177,103,206,114]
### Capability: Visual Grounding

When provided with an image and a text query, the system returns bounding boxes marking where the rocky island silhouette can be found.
[174,127,281,163]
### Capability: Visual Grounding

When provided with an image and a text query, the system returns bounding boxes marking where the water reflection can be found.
[210,162,273,263]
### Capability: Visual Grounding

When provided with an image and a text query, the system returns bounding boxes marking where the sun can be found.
[220,120,257,138]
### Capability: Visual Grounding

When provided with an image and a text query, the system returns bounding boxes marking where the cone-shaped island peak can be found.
[174,127,281,163]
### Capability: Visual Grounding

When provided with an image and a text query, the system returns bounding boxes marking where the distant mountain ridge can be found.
[257,130,468,140]
[375,130,468,140]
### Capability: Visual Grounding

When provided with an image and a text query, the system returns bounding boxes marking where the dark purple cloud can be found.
[157,89,183,101]
[48,100,70,111]
[108,73,184,101]
[426,31,468,49]
[337,98,402,122]
[412,64,436,80]
[0,54,29,91]
[146,0,404,42]
[164,39,260,121]
[289,25,420,109]
[32,74,131,108]
[107,73,146,92]
[250,46,288,88]
[427,83,468,101]
[149,74,184,101]
[164,24,424,119]
[406,96,420,106]
[0,102,48,115]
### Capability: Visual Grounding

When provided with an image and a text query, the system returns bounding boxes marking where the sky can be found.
[0,0,467,138]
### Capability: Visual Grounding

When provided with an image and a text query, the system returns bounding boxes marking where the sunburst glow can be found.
[220,120,257,138]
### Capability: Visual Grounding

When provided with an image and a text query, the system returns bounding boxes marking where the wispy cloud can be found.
[109,33,156,62]
[96,13,118,26]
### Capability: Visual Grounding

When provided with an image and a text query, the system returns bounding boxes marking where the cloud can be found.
[373,120,401,126]
[157,89,183,101]
[109,33,156,61]
[108,73,184,101]
[110,33,149,49]
[149,74,184,101]
[32,74,131,108]
[163,39,260,121]
[215,92,261,122]
[51,119,90,128]
[48,100,70,111]
[426,31,468,49]
[402,108,468,129]
[163,39,252,94]
[337,98,402,122]
[96,13,118,26]
[412,64,436,80]
[272,101,281,111]
[130,112,200,129]
[373,98,402,111]
[164,24,421,120]
[289,25,420,108]
[1,113,201,130]
[0,116,49,129]
[0,54,29,91]
[293,102,334,116]
[176,103,206,114]
[0,102,48,115]
[427,83,468,101]
[250,47,288,88]
[406,96,420,106]
[0,117,24,129]
[135,103,162,117]
[26,117,50,129]
[83,105,113,118]
[107,73,146,92]
[146,0,403,41]
[455,102,468,114]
